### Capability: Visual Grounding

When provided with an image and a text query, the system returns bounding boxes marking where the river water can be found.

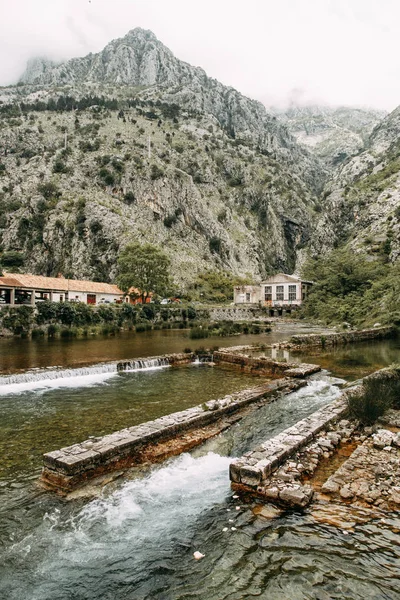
[0,321,328,375]
[0,329,399,599]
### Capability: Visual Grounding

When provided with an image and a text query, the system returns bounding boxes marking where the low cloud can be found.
[0,0,399,111]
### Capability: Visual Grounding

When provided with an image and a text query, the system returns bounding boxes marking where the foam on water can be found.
[29,452,232,579]
[0,358,171,395]
[0,371,118,395]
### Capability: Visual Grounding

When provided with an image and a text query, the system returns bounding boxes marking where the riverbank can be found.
[230,367,400,516]
[1,342,399,599]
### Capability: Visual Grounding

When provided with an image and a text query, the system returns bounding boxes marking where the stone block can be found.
[279,485,313,508]
[239,466,262,487]
[229,461,243,483]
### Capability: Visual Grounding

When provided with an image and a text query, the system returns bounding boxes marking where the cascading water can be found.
[0,357,171,394]
[7,373,392,600]
[1,354,399,600]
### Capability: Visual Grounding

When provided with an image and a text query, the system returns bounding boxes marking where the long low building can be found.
[0,273,124,306]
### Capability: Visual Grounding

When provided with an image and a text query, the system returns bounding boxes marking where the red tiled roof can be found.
[0,273,123,295]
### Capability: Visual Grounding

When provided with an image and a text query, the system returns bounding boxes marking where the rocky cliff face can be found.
[2,28,398,288]
[275,105,385,166]
[312,106,400,262]
[19,29,322,192]
[0,29,327,286]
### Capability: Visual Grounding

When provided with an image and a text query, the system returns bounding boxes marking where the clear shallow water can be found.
[258,337,400,381]
[0,333,400,599]
[0,365,258,487]
[1,376,399,600]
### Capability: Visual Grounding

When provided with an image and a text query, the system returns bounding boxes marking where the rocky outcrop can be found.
[275,105,385,166]
[18,29,322,191]
[312,105,400,262]
[0,29,328,283]
[320,428,400,511]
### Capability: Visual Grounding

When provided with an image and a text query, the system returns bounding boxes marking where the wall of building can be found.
[262,282,302,306]
[233,286,261,305]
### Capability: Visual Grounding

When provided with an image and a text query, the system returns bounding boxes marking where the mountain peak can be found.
[125,27,158,41]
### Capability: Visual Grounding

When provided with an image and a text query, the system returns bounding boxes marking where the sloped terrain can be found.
[0,29,325,286]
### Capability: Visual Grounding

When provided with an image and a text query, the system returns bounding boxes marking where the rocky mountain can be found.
[274,105,385,166]
[18,29,321,189]
[0,29,326,288]
[1,28,398,292]
[312,105,400,262]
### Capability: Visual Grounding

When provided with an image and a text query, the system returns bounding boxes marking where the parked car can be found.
[160,298,171,305]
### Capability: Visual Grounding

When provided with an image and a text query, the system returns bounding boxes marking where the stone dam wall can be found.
[286,326,394,349]
[230,398,349,508]
[208,306,270,322]
[213,351,321,378]
[230,367,400,510]
[41,378,305,492]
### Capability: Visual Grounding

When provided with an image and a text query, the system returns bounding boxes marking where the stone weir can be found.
[230,397,349,508]
[229,367,400,510]
[41,378,305,492]
[213,351,321,378]
[285,325,395,349]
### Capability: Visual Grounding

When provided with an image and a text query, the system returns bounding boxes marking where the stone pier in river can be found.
[230,398,350,508]
[41,377,306,492]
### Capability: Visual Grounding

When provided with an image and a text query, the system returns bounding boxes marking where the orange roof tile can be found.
[0,273,123,295]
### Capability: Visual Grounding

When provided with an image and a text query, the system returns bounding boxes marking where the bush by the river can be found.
[347,366,400,424]
[301,248,400,327]
[0,300,201,337]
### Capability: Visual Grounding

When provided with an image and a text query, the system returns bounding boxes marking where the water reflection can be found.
[0,322,330,375]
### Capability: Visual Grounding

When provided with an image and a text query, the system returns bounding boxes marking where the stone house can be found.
[234,273,312,315]
[233,285,261,305]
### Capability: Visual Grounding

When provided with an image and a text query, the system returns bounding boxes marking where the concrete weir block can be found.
[279,484,314,508]
[230,393,351,504]
[44,449,100,475]
[239,466,262,487]
[41,376,304,492]
[229,461,244,483]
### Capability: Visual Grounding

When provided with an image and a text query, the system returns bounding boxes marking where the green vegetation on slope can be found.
[301,248,400,327]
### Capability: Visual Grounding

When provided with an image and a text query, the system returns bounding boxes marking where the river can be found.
[0,328,399,599]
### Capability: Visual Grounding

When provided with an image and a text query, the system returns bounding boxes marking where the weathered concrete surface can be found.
[41,378,305,492]
[286,326,394,349]
[116,352,193,371]
[319,426,400,511]
[230,397,349,508]
[214,351,321,378]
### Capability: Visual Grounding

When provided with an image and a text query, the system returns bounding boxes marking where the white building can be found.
[234,273,312,315]
[0,273,124,306]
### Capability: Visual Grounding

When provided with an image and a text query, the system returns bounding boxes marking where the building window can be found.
[246,292,251,302]
[289,285,297,301]
[264,286,272,301]
[276,285,284,301]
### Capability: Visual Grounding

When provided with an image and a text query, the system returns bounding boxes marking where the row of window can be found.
[264,285,297,301]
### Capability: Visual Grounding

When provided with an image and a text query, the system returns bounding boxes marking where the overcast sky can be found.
[1,0,399,111]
